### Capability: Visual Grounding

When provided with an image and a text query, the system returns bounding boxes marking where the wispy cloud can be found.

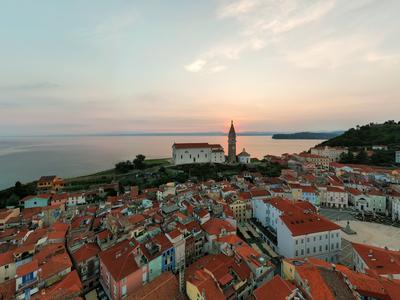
[185,0,336,72]
[185,59,207,72]
[186,0,400,72]
[0,82,59,92]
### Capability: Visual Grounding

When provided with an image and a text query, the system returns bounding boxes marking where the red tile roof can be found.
[167,229,182,240]
[352,242,400,276]
[280,212,340,237]
[202,218,236,236]
[0,250,13,266]
[98,239,140,281]
[127,272,181,300]
[71,243,100,264]
[35,270,82,300]
[254,275,296,300]
[38,252,73,281]
[173,143,212,149]
[16,259,38,277]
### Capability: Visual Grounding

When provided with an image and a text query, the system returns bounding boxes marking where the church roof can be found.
[229,120,236,137]
[238,148,250,157]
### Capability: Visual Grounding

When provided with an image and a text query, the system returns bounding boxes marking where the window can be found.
[301,249,304,255]
[296,240,298,245]
[319,246,322,252]
[313,247,316,253]
[295,250,298,256]
[5,265,8,269]
[122,285,127,296]
[326,245,328,251]
[319,236,322,240]
[307,238,310,242]
[313,237,316,242]
[307,248,310,254]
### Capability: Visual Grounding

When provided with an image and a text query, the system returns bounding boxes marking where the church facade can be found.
[171,121,243,165]
[172,143,225,165]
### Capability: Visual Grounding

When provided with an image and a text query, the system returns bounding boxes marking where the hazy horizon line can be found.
[0,130,344,138]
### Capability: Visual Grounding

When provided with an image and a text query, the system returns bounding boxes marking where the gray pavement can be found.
[319,208,356,222]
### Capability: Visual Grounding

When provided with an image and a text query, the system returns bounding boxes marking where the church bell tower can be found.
[228,120,237,163]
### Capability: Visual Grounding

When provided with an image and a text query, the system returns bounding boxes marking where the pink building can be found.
[99,239,142,300]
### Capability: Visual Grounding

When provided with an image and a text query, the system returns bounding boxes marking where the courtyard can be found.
[336,220,400,250]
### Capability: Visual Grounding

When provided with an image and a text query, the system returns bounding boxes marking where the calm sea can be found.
[0,136,323,189]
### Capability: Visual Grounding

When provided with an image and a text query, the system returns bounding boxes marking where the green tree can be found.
[355,149,369,164]
[133,154,146,170]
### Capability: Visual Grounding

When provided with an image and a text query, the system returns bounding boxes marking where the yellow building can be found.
[37,175,65,192]
[0,207,20,231]
[229,199,251,223]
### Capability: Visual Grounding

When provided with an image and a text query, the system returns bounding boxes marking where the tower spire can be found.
[228,120,237,163]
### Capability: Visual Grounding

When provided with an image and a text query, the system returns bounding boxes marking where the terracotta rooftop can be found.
[35,270,82,300]
[16,259,38,277]
[98,239,140,281]
[254,275,296,300]
[127,272,182,300]
[71,243,100,264]
[173,143,212,149]
[202,218,236,236]
[352,242,400,276]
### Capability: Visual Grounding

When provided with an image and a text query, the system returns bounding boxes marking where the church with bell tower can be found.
[228,120,237,163]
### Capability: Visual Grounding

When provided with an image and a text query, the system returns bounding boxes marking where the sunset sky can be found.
[1,0,400,135]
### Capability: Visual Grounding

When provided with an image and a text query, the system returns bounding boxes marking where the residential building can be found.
[166,229,185,272]
[0,250,15,283]
[396,151,400,164]
[37,175,64,192]
[320,186,348,208]
[352,242,400,279]
[0,208,20,231]
[229,198,251,222]
[252,198,341,262]
[15,260,39,299]
[128,271,181,300]
[296,152,330,169]
[70,242,100,293]
[67,192,86,206]
[99,239,142,300]
[20,194,51,209]
[253,275,299,300]
[185,254,252,300]
[366,189,387,214]
[202,218,236,254]
[310,146,348,162]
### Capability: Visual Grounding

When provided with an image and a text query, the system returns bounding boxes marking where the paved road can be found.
[319,208,356,222]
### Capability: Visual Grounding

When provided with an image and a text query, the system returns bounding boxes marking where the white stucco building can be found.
[238,148,251,164]
[252,198,341,262]
[320,186,348,208]
[67,192,86,206]
[172,143,225,165]
[310,146,348,162]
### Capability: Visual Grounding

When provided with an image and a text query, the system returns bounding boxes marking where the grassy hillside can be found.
[320,121,400,147]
